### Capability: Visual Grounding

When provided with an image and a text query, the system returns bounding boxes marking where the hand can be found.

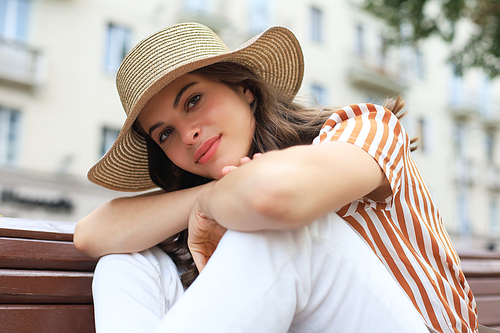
[221,153,262,176]
[188,153,262,272]
[188,188,227,272]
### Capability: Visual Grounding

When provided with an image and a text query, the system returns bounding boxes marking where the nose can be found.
[180,125,201,146]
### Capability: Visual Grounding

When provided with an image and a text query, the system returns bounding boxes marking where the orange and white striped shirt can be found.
[313,103,477,333]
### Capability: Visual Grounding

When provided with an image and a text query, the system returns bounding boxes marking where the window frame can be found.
[0,0,31,41]
[0,107,22,166]
[101,126,120,157]
[310,6,323,43]
[103,23,131,74]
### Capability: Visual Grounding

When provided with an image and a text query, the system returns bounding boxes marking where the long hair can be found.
[133,62,411,288]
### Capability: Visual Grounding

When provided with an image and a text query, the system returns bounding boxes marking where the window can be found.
[249,0,270,34]
[0,0,30,41]
[378,35,387,70]
[355,23,364,57]
[480,74,493,117]
[0,107,21,165]
[457,189,471,235]
[415,48,425,79]
[489,199,499,236]
[310,7,323,42]
[417,117,434,154]
[454,122,467,158]
[310,83,327,105]
[184,0,207,13]
[449,64,462,108]
[104,23,131,74]
[486,131,495,163]
[101,127,120,156]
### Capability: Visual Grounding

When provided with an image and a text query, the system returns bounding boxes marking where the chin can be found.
[212,168,224,180]
[200,168,221,181]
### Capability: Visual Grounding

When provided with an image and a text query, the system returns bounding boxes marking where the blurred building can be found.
[0,0,499,251]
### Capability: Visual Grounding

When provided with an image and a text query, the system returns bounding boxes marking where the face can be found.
[137,72,256,180]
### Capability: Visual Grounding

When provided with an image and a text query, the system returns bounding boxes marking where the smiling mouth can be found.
[194,135,222,164]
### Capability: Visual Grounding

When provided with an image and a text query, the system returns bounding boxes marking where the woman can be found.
[75,23,477,333]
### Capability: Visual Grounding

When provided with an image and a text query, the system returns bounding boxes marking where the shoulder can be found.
[313,103,404,146]
[323,103,393,128]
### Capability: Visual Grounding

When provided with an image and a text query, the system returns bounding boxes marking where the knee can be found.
[94,252,134,274]
[93,253,138,289]
[92,249,180,291]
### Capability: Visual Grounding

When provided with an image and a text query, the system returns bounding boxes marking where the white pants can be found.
[93,213,430,333]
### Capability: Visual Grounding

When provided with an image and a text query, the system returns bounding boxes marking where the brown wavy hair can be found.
[133,62,411,288]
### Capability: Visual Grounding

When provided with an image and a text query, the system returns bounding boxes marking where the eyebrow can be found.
[148,122,165,138]
[148,81,199,138]
[174,81,198,108]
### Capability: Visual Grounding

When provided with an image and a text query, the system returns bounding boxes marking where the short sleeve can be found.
[312,103,410,210]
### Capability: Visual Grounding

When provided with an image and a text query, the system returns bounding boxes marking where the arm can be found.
[74,182,213,258]
[194,141,390,232]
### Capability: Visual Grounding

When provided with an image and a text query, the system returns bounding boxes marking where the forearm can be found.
[199,142,386,231]
[200,147,328,231]
[74,182,213,258]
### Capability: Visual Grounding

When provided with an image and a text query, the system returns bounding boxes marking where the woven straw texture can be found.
[88,22,304,191]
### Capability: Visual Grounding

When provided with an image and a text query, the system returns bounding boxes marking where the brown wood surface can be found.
[0,228,74,242]
[476,296,500,327]
[460,252,500,329]
[461,258,500,277]
[459,251,500,260]
[467,277,500,296]
[0,304,95,333]
[0,269,93,304]
[0,217,76,242]
[0,237,97,271]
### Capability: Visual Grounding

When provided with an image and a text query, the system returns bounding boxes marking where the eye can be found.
[187,94,201,110]
[159,128,173,144]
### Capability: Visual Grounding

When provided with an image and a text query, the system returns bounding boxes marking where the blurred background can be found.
[0,0,499,253]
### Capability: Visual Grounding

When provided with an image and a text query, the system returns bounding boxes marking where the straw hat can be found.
[88,22,304,191]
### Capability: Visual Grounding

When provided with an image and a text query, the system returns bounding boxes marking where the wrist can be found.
[195,181,216,218]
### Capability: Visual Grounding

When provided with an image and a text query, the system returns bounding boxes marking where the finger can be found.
[253,153,263,159]
[221,166,237,176]
[191,250,207,273]
[239,156,251,165]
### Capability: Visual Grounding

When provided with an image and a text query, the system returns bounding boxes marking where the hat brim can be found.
[88,25,304,192]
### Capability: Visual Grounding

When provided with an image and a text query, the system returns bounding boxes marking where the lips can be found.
[194,135,221,164]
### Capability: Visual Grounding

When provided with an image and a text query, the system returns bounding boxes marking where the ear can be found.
[239,85,255,104]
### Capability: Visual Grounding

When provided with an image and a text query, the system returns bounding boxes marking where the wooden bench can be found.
[461,251,500,330]
[1,217,500,332]
[0,217,97,333]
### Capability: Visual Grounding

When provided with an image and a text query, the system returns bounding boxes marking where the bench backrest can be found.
[0,217,97,333]
[1,217,500,331]
[461,251,500,330]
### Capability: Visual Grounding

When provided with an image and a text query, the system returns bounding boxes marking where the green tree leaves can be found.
[363,0,500,77]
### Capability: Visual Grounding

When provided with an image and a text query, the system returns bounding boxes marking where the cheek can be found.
[246,112,256,143]
[162,145,186,168]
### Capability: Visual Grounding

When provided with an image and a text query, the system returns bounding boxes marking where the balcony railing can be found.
[348,53,408,96]
[486,165,500,190]
[455,157,477,186]
[449,90,500,125]
[0,38,43,88]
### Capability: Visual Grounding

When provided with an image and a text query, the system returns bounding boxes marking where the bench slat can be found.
[461,259,500,277]
[0,237,97,271]
[0,269,93,304]
[0,228,73,242]
[0,217,76,234]
[476,296,500,327]
[467,278,500,296]
[459,251,500,260]
[0,305,95,333]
